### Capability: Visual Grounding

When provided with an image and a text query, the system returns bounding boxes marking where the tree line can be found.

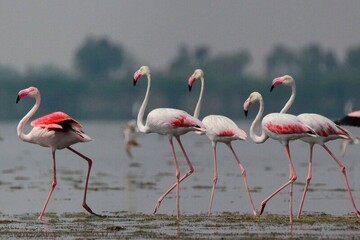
[2,36,360,121]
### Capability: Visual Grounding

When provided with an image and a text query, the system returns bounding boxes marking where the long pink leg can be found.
[227,143,257,216]
[67,146,100,217]
[321,144,360,217]
[208,143,218,216]
[38,150,57,220]
[153,136,194,214]
[165,137,181,220]
[297,144,314,219]
[258,144,297,223]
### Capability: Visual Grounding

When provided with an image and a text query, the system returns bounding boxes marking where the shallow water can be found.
[2,120,360,217]
[1,120,360,238]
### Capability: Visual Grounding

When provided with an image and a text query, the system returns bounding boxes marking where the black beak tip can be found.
[188,85,192,92]
[244,110,248,117]
[133,79,137,86]
[16,96,20,104]
[270,85,275,92]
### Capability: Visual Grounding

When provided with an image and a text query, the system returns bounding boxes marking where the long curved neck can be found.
[250,97,269,143]
[193,76,204,119]
[280,83,296,114]
[137,73,151,133]
[17,94,41,142]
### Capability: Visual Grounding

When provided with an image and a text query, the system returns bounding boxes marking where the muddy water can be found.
[1,120,360,238]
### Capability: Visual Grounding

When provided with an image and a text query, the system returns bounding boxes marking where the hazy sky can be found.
[1,0,360,73]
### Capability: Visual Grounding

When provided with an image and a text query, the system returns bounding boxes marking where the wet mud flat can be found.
[0,212,359,239]
[2,121,360,238]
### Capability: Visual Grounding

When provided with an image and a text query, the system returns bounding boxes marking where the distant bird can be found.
[16,86,98,220]
[122,119,140,158]
[271,75,360,219]
[187,69,256,216]
[335,110,360,157]
[335,110,360,127]
[243,91,316,223]
[339,137,360,157]
[133,66,205,220]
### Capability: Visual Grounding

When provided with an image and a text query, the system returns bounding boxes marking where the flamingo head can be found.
[188,69,204,91]
[243,92,261,116]
[270,75,294,92]
[133,65,150,86]
[16,86,39,103]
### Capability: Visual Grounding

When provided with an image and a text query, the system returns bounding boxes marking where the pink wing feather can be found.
[265,121,309,135]
[218,129,235,137]
[31,111,82,129]
[170,114,200,128]
[348,110,360,117]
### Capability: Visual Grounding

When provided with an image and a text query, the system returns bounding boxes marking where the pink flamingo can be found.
[243,91,316,223]
[335,110,360,127]
[16,86,98,220]
[335,111,360,156]
[133,66,205,220]
[271,75,360,219]
[187,69,256,216]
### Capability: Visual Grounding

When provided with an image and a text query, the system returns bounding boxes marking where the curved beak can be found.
[188,75,196,92]
[270,77,283,92]
[270,84,275,92]
[133,70,141,86]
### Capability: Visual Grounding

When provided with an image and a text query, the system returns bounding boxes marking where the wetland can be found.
[1,121,360,239]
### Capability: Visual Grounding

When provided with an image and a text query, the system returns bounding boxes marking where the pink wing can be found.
[265,121,309,134]
[170,115,190,127]
[314,121,343,137]
[218,129,235,137]
[170,114,203,128]
[335,110,360,127]
[202,115,247,139]
[299,113,351,138]
[217,128,247,140]
[348,110,360,118]
[31,111,82,129]
[264,113,310,135]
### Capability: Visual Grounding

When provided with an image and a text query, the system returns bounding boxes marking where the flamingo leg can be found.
[227,143,257,216]
[38,150,57,220]
[208,143,218,216]
[321,144,360,217]
[163,137,181,220]
[297,144,314,219]
[153,136,194,215]
[67,146,100,217]
[258,144,297,223]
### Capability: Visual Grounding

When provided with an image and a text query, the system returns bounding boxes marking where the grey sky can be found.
[1,0,360,73]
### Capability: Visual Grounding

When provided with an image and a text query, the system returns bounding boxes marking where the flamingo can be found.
[335,110,360,156]
[16,86,98,220]
[271,75,360,219]
[122,119,140,158]
[187,69,256,216]
[335,110,360,127]
[133,66,205,220]
[243,91,316,223]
